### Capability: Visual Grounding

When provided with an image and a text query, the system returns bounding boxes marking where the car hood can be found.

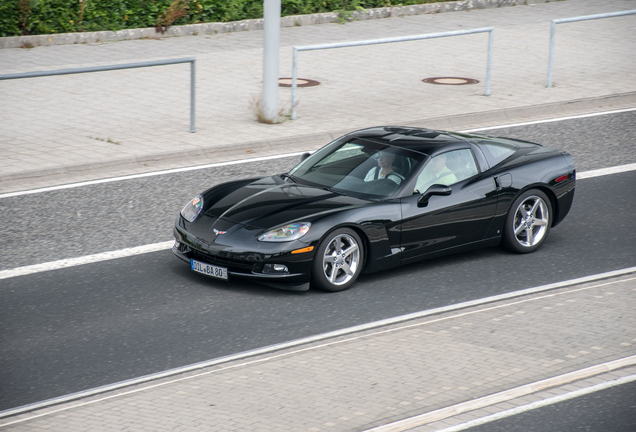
[202,176,367,229]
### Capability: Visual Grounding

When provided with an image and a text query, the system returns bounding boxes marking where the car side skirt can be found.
[398,237,501,267]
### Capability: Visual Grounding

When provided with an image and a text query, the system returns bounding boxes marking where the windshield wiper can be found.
[281,174,343,195]
[319,186,345,195]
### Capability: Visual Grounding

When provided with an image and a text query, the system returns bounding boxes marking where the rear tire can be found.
[502,189,552,254]
[312,228,364,292]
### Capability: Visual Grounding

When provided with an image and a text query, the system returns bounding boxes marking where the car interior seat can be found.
[393,155,412,178]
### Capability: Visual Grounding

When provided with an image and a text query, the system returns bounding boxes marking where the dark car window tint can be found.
[475,140,517,167]
[313,142,365,168]
[289,139,425,199]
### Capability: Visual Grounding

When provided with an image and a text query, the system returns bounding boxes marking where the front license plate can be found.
[190,259,228,280]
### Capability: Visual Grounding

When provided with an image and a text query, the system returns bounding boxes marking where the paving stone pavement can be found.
[1,0,635,193]
[0,274,634,431]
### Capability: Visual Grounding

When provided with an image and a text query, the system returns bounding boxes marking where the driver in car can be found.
[364,151,404,185]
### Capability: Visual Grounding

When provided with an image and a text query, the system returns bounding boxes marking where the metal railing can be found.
[0,57,197,132]
[547,10,636,88]
[291,27,494,120]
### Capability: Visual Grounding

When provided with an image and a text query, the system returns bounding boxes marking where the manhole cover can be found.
[422,77,480,85]
[278,78,321,88]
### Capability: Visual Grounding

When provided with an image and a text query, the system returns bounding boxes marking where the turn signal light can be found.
[291,246,314,254]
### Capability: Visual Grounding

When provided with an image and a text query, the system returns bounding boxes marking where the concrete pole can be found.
[262,0,281,122]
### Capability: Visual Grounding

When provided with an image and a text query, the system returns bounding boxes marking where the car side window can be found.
[415,149,478,193]
[475,140,517,168]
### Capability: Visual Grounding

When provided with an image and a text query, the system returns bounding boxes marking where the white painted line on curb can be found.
[431,373,636,432]
[0,241,174,281]
[576,162,636,180]
[1,272,635,422]
[0,152,307,200]
[2,107,635,200]
[366,364,636,432]
[462,107,636,133]
[1,163,634,281]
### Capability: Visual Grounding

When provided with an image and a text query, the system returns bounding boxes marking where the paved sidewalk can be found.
[1,273,634,431]
[1,0,635,193]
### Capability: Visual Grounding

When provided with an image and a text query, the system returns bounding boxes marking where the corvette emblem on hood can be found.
[213,229,226,235]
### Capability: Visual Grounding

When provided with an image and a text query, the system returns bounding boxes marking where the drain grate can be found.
[422,77,479,85]
[278,78,321,87]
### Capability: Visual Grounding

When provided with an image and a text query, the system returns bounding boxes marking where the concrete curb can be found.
[0,0,552,49]
[1,91,634,194]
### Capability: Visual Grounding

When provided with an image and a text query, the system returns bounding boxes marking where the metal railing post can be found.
[190,59,196,133]
[547,10,636,88]
[547,20,556,88]
[486,28,494,96]
[0,57,197,133]
[290,28,494,118]
[291,48,299,120]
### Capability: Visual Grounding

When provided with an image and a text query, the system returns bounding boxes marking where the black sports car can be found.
[173,126,575,292]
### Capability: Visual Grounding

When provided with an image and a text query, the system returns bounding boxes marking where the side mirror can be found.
[300,152,311,162]
[417,184,452,207]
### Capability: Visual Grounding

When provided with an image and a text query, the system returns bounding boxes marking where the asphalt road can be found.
[466,380,636,432]
[1,110,635,272]
[0,111,635,411]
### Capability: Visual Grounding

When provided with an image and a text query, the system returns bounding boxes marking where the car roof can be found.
[348,126,470,156]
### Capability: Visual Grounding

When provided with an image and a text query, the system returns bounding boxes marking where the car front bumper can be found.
[172,222,315,291]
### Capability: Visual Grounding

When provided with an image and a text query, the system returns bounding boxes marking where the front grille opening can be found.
[191,250,255,273]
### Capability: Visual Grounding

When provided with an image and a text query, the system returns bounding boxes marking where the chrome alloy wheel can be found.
[512,195,550,248]
[321,233,361,286]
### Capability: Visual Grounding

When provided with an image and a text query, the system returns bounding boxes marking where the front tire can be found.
[312,228,364,292]
[502,189,552,253]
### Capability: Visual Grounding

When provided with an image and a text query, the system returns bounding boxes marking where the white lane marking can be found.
[0,152,307,200]
[431,373,636,432]
[462,107,636,133]
[1,163,634,281]
[1,273,635,421]
[576,162,636,179]
[1,107,635,200]
[0,241,173,281]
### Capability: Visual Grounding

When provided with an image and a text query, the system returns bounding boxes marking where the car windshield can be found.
[288,137,426,199]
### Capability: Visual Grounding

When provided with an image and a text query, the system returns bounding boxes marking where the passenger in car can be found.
[414,153,458,193]
[364,151,404,185]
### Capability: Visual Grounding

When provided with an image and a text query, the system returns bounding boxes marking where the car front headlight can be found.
[258,222,311,242]
[181,195,203,222]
